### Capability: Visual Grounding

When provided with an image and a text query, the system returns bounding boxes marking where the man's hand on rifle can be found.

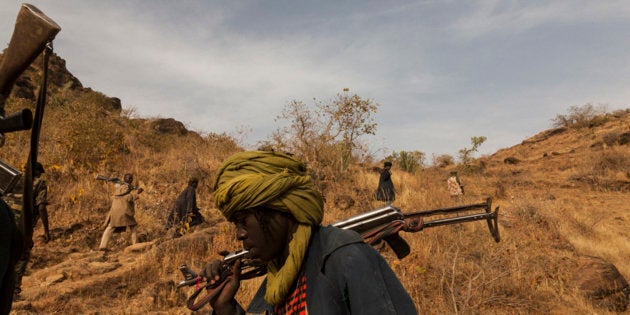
[200,258,243,315]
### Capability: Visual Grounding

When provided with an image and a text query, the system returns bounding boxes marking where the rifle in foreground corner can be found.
[0,2,60,197]
[177,197,500,311]
[0,3,60,313]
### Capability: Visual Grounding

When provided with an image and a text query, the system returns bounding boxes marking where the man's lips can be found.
[243,245,255,255]
[244,246,265,262]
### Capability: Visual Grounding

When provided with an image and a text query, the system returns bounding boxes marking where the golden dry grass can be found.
[4,91,630,314]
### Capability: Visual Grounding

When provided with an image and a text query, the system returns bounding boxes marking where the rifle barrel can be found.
[421,211,495,229]
[405,197,492,217]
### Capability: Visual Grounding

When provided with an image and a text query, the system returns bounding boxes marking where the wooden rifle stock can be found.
[0,3,61,110]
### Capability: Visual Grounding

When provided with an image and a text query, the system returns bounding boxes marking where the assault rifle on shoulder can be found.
[177,197,500,311]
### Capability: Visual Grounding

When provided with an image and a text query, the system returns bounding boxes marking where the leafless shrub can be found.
[602,132,619,146]
[611,108,630,118]
[433,154,455,167]
[551,103,609,129]
[592,150,629,176]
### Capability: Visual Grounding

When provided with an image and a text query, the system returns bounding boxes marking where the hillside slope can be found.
[4,54,630,314]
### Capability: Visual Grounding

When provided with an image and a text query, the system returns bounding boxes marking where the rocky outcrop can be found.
[150,118,188,135]
[0,51,122,112]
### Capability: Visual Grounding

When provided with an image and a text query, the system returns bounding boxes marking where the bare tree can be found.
[271,89,379,177]
[322,89,378,172]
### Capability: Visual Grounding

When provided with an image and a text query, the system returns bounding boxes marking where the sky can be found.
[2,1,630,161]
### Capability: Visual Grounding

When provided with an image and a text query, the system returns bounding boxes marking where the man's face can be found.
[124,174,133,183]
[230,208,296,264]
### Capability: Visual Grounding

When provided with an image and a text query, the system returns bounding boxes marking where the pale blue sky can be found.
[2,1,629,161]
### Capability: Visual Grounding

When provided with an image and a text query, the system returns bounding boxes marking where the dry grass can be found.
[4,90,630,314]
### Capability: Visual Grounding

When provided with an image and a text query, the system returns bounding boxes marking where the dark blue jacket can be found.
[246,225,417,314]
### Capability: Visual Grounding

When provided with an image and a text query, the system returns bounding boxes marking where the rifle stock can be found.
[0,3,61,109]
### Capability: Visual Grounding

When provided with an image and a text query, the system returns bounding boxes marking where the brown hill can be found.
[3,54,629,314]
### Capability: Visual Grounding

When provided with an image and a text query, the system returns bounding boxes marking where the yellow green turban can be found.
[213,150,324,304]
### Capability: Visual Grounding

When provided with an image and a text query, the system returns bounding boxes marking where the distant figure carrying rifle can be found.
[98,173,143,251]
[5,162,50,301]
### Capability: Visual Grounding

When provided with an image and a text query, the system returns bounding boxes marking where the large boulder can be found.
[571,256,629,312]
[150,118,188,135]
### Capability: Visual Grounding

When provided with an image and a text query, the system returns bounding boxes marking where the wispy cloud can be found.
[450,0,630,41]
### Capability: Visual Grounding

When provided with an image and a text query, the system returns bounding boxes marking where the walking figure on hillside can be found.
[447,171,464,203]
[166,176,204,237]
[33,163,50,243]
[98,173,143,251]
[5,162,50,300]
[201,151,416,314]
[376,161,396,205]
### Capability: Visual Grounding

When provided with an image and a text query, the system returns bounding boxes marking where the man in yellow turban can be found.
[204,150,416,315]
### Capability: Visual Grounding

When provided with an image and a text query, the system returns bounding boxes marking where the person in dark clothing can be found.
[0,199,21,314]
[32,162,50,242]
[201,151,416,315]
[6,162,49,300]
[166,177,204,234]
[376,161,395,205]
